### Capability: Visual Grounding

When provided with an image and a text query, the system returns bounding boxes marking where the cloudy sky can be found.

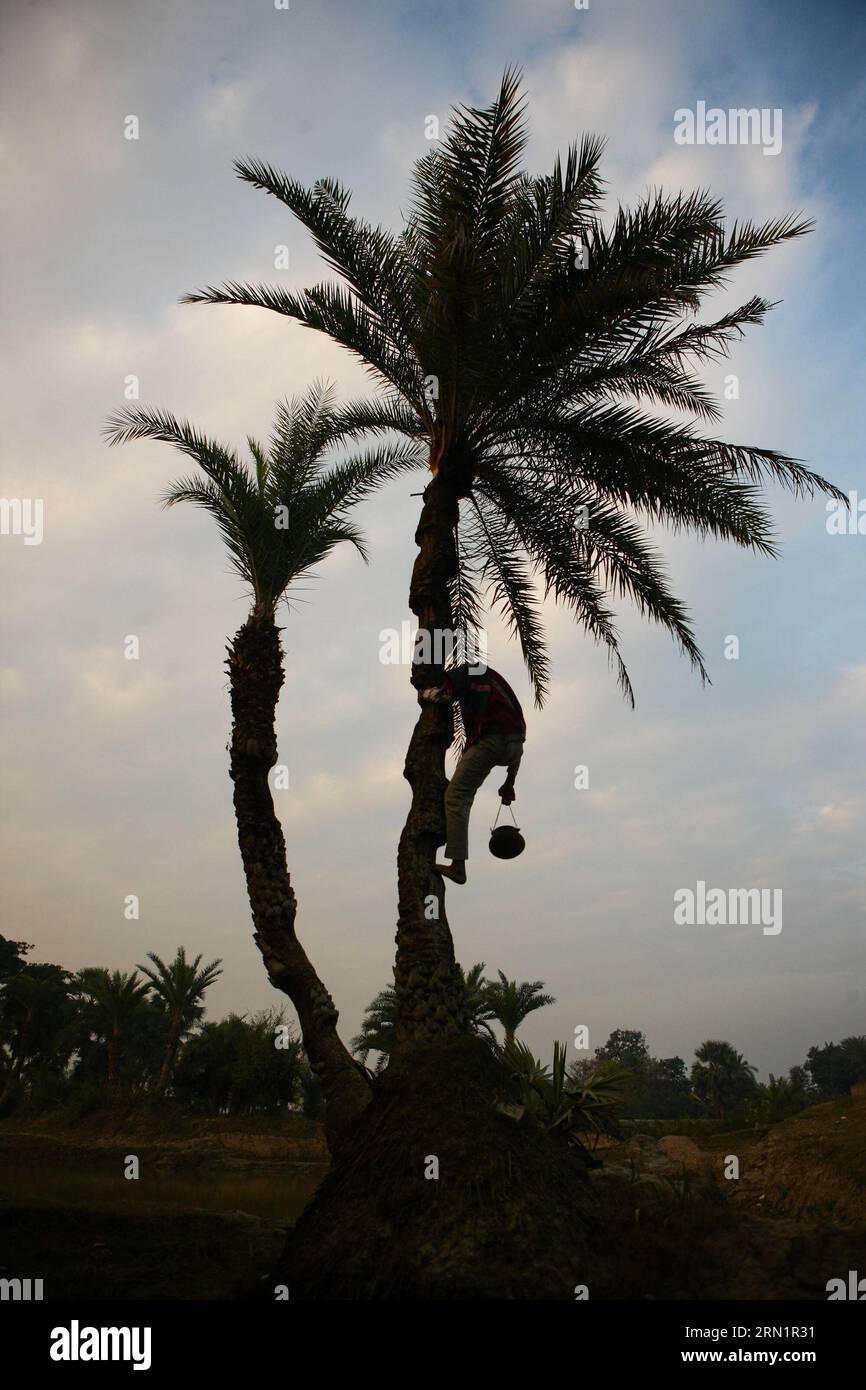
[2,0,864,1079]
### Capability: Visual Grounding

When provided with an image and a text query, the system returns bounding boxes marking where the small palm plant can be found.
[75,968,151,1088]
[137,947,223,1095]
[105,383,421,1144]
[501,1038,631,1141]
[351,986,398,1073]
[460,961,497,1040]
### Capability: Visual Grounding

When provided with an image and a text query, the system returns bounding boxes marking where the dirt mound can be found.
[695,1094,866,1228]
[278,1035,597,1300]
[588,1129,866,1299]
[657,1134,716,1171]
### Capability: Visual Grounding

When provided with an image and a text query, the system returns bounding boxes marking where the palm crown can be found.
[105,383,422,617]
[482,970,556,1045]
[137,947,224,1093]
[183,67,842,703]
[137,947,223,1021]
[76,968,150,1026]
[691,1038,758,1115]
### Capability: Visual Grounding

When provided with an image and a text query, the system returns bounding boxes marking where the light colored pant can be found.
[444,734,524,861]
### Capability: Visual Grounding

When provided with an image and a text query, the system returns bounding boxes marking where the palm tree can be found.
[105,384,420,1145]
[691,1039,758,1120]
[351,987,398,1073]
[75,969,150,1088]
[136,947,223,1095]
[459,961,496,1038]
[482,970,556,1046]
[183,69,843,1054]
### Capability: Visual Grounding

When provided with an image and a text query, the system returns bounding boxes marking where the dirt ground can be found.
[2,1094,865,1299]
[0,1102,327,1171]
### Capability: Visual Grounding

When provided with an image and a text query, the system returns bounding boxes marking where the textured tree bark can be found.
[393,475,469,1049]
[270,474,599,1299]
[227,613,371,1151]
[275,1033,596,1299]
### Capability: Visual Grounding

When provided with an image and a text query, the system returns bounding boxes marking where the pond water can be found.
[0,1164,324,1223]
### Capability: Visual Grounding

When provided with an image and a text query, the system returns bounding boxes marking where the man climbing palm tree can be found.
[183,67,844,1056]
[420,664,526,882]
[171,72,849,1295]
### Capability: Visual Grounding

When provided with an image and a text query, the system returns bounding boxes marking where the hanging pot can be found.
[489,803,525,859]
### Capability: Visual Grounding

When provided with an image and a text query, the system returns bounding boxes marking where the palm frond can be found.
[179,71,839,702]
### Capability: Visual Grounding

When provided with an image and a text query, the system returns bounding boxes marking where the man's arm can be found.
[498,742,523,804]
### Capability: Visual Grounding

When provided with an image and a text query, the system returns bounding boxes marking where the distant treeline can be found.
[352,966,866,1126]
[2,936,863,1127]
[0,935,321,1119]
[572,1028,866,1126]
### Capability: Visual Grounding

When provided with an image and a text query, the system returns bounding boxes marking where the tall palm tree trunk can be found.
[277,478,595,1298]
[394,475,468,1049]
[227,611,371,1151]
[107,1029,119,1088]
[0,1020,30,1108]
[156,1019,181,1097]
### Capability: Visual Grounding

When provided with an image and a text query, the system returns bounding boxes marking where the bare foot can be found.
[435,861,467,884]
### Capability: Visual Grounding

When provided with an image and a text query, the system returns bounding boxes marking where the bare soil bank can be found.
[0,1103,328,1172]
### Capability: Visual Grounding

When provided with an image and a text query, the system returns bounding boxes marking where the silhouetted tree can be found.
[75,969,150,1088]
[106,386,417,1146]
[691,1039,757,1120]
[137,947,223,1095]
[481,971,555,1046]
[805,1037,866,1098]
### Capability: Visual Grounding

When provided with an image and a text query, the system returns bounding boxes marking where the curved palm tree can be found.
[137,947,223,1095]
[482,970,555,1046]
[105,384,421,1145]
[183,70,843,1052]
[76,968,150,1088]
